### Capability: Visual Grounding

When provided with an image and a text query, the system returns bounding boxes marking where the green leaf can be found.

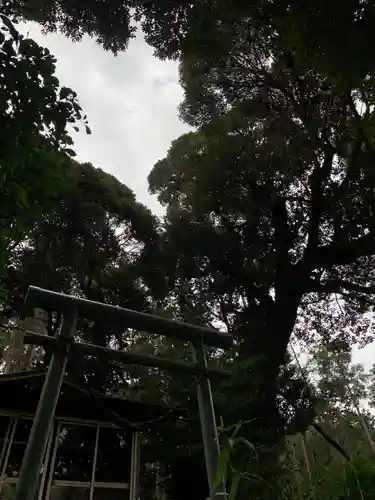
[64,135,74,146]
[229,474,241,500]
[60,87,72,99]
[231,437,256,453]
[64,148,77,157]
[214,447,230,491]
[85,125,92,135]
[0,14,19,39]
[12,183,28,207]
[230,422,243,440]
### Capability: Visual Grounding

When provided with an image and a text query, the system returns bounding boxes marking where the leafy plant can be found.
[211,418,275,500]
[0,14,90,295]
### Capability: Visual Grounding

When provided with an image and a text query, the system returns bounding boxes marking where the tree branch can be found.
[346,91,375,160]
[219,298,231,333]
[306,152,334,253]
[273,197,292,283]
[341,292,375,307]
[331,134,363,239]
[303,234,375,271]
[274,52,335,154]
[308,277,375,296]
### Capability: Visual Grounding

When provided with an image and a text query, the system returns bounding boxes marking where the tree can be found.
[139,0,375,90]
[7,161,157,295]
[4,158,160,346]
[0,14,89,297]
[148,18,375,445]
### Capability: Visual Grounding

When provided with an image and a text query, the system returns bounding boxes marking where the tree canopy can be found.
[148,6,375,432]
[7,0,375,86]
[0,14,91,298]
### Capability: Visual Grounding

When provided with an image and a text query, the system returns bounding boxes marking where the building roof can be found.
[0,369,182,429]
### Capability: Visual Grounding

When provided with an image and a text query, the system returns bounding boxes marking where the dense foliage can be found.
[0,14,90,298]
[277,346,375,500]
[6,0,375,82]
[2,1,375,500]
[148,10,375,478]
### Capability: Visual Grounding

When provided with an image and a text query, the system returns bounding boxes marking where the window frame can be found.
[0,411,140,500]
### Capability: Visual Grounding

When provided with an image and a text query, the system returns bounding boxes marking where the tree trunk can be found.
[237,288,303,437]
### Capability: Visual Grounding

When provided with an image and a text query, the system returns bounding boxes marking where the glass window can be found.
[53,423,96,482]
[0,415,11,440]
[94,427,131,483]
[0,415,12,471]
[46,423,134,499]
[5,418,32,478]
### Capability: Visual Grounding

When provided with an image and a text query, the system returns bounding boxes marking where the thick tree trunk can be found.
[268,288,303,369]
[231,289,303,499]
[236,287,303,435]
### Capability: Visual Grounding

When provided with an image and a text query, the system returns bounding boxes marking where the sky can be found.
[19,22,375,373]
[19,22,190,215]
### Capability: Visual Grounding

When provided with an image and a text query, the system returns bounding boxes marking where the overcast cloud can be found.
[19,22,375,371]
[20,22,190,215]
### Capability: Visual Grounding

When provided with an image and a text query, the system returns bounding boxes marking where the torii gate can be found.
[14,286,233,500]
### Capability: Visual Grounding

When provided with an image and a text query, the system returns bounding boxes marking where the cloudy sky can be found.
[20,22,190,215]
[19,22,375,371]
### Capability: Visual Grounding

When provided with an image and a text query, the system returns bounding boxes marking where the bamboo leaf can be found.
[229,474,241,500]
[231,437,256,453]
[214,447,230,491]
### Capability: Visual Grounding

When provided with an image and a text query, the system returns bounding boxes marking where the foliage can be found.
[148,5,375,454]
[3,158,162,377]
[212,347,375,500]
[311,344,369,413]
[213,418,275,500]
[277,346,375,500]
[6,0,136,53]
[279,417,375,500]
[0,14,89,298]
[7,0,375,91]
[138,0,375,89]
